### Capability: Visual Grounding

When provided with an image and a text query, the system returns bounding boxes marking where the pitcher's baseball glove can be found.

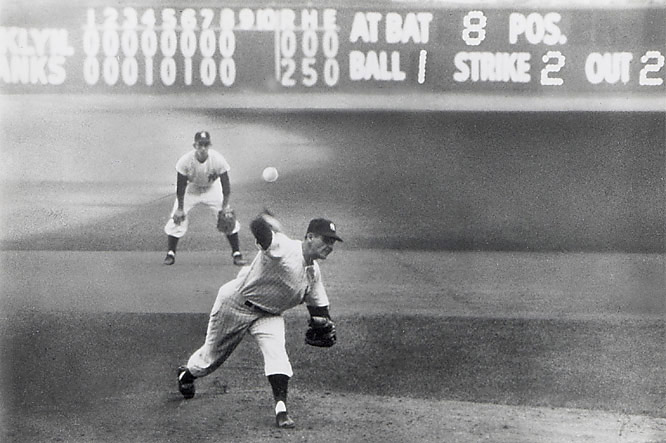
[305,316,336,347]
[217,207,236,234]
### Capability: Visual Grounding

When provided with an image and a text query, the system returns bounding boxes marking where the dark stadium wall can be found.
[298,111,664,253]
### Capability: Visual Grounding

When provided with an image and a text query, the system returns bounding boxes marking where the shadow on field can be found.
[2,310,663,441]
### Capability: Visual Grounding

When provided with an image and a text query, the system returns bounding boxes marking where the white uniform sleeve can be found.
[264,232,291,258]
[210,150,231,175]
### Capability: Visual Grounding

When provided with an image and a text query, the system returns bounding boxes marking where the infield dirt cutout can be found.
[155,385,665,443]
[2,252,664,442]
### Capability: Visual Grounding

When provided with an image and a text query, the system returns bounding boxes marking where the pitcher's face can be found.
[306,234,337,260]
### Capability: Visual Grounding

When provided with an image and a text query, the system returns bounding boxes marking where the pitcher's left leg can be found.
[250,315,295,428]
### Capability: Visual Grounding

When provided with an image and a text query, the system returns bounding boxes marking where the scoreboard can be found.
[1,2,664,104]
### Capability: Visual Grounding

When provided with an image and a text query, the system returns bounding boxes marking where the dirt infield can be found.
[1,251,665,442]
[2,306,665,442]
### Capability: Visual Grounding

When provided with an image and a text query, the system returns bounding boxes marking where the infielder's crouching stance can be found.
[177,212,341,428]
[163,130,247,266]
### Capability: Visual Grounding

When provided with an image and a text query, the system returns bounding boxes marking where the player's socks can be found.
[269,375,294,428]
[268,374,289,404]
[226,232,240,253]
[167,235,179,253]
[275,401,287,414]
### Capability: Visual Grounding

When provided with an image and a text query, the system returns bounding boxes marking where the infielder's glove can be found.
[217,207,236,234]
[305,316,336,347]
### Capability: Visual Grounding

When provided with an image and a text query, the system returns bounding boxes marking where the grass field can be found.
[1,97,664,442]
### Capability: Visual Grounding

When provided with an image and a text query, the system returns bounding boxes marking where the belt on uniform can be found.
[244,300,271,314]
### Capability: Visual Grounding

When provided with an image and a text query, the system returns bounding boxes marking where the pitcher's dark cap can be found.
[307,218,343,242]
[194,131,211,145]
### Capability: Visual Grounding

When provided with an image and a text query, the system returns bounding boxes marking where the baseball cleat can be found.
[177,366,196,399]
[232,252,247,266]
[275,411,295,429]
[164,251,175,265]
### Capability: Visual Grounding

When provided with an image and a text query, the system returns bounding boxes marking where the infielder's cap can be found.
[307,218,343,242]
[194,131,211,145]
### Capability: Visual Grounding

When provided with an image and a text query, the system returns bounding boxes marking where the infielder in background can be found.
[163,130,247,266]
[177,211,341,428]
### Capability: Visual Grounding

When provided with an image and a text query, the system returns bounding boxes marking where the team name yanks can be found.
[0,27,74,85]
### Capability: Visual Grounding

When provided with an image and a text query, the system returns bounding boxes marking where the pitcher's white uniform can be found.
[187,231,329,378]
[164,149,240,238]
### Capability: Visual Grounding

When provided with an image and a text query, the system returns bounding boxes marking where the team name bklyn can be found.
[0,27,74,85]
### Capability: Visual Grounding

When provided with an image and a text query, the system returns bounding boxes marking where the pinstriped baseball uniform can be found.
[239,232,328,312]
[187,232,328,378]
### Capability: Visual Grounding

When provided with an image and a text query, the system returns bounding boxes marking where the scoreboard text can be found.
[1,5,664,96]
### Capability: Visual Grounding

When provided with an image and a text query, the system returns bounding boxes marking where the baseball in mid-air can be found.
[262,166,279,182]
